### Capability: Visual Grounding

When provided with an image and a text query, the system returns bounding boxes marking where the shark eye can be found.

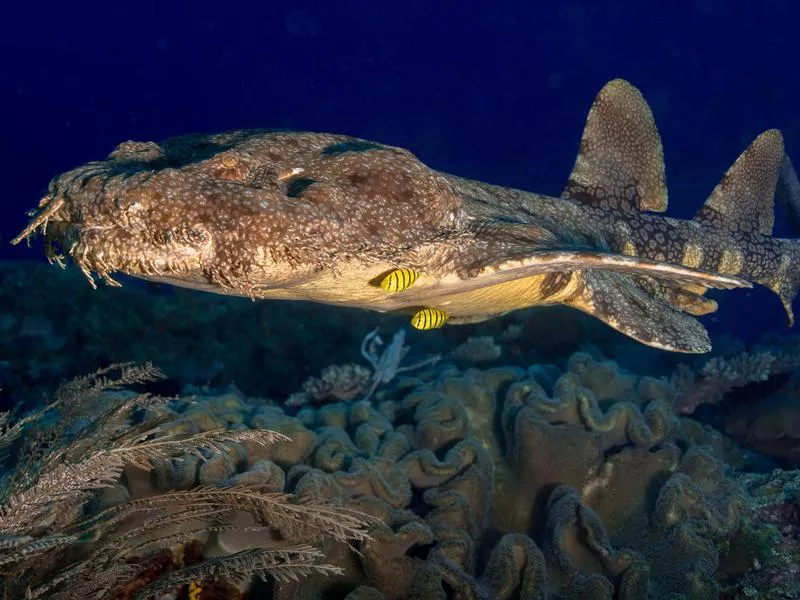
[220,154,239,168]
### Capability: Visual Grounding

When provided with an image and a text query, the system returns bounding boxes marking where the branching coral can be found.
[0,364,374,599]
[450,335,502,364]
[672,351,775,414]
[671,338,800,414]
[286,328,439,407]
[286,364,372,407]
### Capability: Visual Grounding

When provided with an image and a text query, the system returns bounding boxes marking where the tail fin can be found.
[763,152,800,325]
[772,153,800,325]
[777,153,800,233]
[765,238,800,326]
[690,130,800,325]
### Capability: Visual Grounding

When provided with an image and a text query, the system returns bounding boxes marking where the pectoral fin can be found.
[399,250,749,319]
[448,250,750,297]
[564,270,712,353]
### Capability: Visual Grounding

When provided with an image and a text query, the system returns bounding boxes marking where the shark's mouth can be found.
[13,190,216,289]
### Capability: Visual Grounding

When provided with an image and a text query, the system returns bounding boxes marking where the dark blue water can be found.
[2,8,800,598]
[2,0,799,340]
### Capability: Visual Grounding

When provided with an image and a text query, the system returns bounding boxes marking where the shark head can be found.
[13,130,465,294]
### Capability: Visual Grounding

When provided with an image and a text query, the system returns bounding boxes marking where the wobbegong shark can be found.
[12,79,800,353]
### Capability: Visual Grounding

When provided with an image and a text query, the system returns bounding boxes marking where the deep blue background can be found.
[2,1,798,342]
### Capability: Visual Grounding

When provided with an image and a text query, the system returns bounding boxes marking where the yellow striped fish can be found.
[188,581,202,600]
[410,308,448,330]
[379,268,420,292]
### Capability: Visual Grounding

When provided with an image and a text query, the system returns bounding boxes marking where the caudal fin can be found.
[772,155,800,324]
[777,153,800,233]
[689,129,800,325]
[765,238,800,326]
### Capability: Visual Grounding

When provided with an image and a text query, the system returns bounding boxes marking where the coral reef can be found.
[671,336,800,414]
[718,469,800,599]
[76,351,757,598]
[4,261,800,597]
[0,365,373,599]
[725,389,800,464]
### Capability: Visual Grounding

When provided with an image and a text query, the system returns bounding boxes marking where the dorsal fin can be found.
[563,79,667,213]
[694,129,784,235]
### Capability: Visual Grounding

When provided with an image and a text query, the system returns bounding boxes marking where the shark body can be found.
[13,80,800,352]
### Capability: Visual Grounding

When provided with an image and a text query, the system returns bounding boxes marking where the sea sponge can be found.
[197,452,237,486]
[543,486,639,598]
[152,454,202,491]
[344,586,386,600]
[313,426,362,472]
[490,354,744,597]
[248,405,316,466]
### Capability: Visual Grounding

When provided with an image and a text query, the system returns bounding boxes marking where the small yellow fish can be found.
[188,581,202,600]
[410,308,448,330]
[379,268,420,292]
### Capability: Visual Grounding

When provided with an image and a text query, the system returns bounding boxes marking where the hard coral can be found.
[672,336,800,415]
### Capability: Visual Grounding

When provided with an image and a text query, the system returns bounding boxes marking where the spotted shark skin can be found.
[12,79,800,353]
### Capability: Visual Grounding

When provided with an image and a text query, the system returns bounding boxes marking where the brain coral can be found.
[146,351,746,599]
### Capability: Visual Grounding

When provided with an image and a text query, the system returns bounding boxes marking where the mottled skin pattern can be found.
[13,80,799,353]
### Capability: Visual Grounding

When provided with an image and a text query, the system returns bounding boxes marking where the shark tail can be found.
[766,237,800,326]
[461,79,799,352]
[771,153,800,325]
[557,80,800,348]
[689,128,800,326]
[556,79,752,352]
